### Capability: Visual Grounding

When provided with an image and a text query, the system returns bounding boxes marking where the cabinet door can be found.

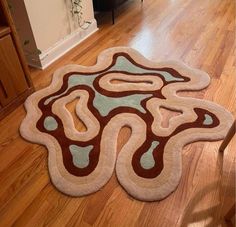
[0,34,28,106]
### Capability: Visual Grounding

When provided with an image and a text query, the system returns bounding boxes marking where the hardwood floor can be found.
[0,0,235,226]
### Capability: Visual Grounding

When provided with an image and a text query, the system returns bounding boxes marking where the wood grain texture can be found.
[0,26,10,38]
[0,0,34,118]
[0,35,28,105]
[0,0,235,226]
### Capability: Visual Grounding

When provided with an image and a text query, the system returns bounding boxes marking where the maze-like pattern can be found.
[20,47,233,201]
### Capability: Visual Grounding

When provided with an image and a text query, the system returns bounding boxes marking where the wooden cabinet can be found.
[0,0,34,120]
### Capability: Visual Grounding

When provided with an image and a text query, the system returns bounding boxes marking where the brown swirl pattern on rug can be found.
[20,47,233,201]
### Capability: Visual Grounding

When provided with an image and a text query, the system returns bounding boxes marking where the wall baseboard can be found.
[27,19,98,69]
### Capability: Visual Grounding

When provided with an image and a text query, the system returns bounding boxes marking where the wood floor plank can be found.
[0,147,46,211]
[0,172,48,226]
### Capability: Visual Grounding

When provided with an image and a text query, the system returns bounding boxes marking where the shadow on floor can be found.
[180,153,235,227]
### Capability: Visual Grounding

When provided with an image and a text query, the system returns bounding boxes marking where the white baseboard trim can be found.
[27,19,98,69]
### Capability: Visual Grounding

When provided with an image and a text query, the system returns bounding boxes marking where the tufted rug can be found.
[20,47,233,201]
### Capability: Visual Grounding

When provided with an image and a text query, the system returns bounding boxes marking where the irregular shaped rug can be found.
[20,47,233,201]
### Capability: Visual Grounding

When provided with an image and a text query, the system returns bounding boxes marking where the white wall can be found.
[9,0,97,68]
[24,0,71,51]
